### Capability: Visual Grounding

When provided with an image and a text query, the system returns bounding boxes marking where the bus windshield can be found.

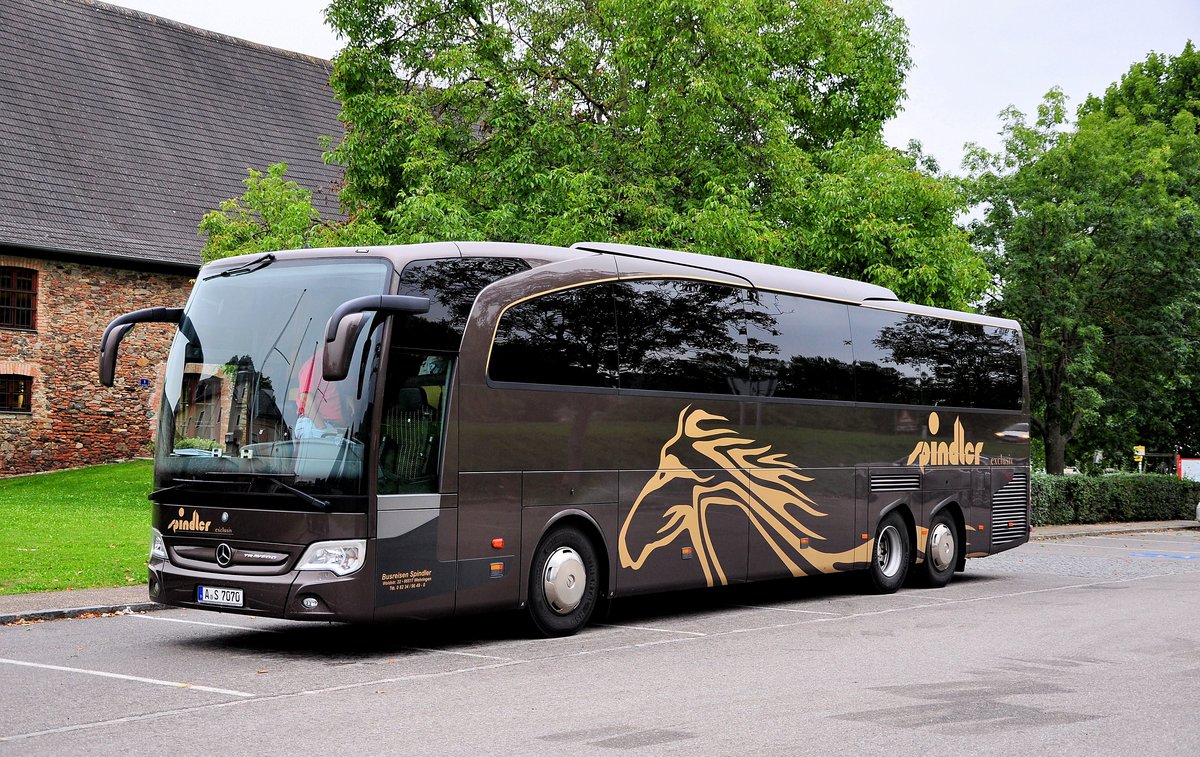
[155,258,392,507]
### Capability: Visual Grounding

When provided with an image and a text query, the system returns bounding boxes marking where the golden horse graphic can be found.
[618,406,862,587]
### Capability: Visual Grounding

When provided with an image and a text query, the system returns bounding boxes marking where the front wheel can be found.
[867,511,911,593]
[919,511,958,588]
[527,526,600,637]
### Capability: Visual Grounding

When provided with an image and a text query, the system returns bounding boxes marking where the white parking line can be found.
[127,614,283,633]
[595,623,706,636]
[0,657,254,698]
[404,647,513,661]
[1088,536,1200,549]
[1040,541,1200,553]
[730,604,842,615]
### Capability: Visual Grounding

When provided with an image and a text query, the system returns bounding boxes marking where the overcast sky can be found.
[113,0,1199,174]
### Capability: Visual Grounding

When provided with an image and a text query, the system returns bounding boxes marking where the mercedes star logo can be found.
[215,543,233,568]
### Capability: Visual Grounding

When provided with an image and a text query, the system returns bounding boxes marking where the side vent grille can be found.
[871,474,921,493]
[992,471,1030,546]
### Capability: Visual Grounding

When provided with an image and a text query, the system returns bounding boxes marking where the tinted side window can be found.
[968,326,1024,410]
[746,292,854,401]
[614,279,747,394]
[850,309,928,405]
[489,284,619,388]
[851,309,1025,410]
[398,257,530,350]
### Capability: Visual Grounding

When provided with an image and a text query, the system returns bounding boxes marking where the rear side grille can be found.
[991,471,1030,546]
[871,474,921,492]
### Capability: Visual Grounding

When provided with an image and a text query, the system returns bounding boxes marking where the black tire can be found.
[919,510,958,588]
[867,510,911,593]
[527,525,600,637]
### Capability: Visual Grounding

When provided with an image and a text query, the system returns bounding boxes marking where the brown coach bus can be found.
[99,241,1031,636]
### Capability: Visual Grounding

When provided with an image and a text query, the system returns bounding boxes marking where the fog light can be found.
[301,596,319,609]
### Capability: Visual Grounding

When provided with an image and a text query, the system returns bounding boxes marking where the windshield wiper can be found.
[157,475,333,515]
[261,475,330,512]
[202,471,331,512]
[203,253,276,281]
[148,483,191,501]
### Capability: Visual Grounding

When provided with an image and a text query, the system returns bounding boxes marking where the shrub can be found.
[1032,473,1200,525]
[173,437,219,451]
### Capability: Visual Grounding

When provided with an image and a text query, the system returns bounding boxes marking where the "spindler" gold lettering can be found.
[167,507,212,533]
[906,412,984,471]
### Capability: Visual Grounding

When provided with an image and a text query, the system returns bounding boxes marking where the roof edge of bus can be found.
[861,299,1022,331]
[199,242,593,272]
[570,241,899,304]
[197,242,464,270]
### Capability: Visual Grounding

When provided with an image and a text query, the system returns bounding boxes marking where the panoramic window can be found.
[746,291,855,401]
[850,308,1024,410]
[0,267,37,330]
[613,279,747,395]
[490,283,620,388]
[0,374,31,412]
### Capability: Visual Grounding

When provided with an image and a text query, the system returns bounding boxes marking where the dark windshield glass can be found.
[155,259,391,507]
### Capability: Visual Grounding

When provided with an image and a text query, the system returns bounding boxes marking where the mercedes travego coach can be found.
[99,242,1031,636]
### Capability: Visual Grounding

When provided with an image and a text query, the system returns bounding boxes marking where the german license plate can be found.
[196,585,243,607]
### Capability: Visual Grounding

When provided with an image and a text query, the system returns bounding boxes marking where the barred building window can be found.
[0,268,37,329]
[0,375,31,413]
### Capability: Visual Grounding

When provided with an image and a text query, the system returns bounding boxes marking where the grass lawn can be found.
[0,460,153,595]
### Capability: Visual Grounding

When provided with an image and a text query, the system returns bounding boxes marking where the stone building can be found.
[0,0,341,475]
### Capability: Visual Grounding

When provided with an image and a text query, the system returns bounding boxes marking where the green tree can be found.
[1083,42,1200,461]
[198,163,389,263]
[967,85,1200,474]
[314,0,985,307]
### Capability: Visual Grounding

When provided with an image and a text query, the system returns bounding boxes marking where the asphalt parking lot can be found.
[2,530,1199,755]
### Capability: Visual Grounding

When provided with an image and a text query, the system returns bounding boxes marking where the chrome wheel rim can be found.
[542,546,586,615]
[929,522,955,571]
[877,524,903,578]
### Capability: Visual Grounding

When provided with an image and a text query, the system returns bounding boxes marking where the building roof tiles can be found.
[0,0,343,269]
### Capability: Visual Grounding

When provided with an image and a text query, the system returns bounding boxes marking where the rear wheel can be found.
[867,511,911,593]
[527,526,600,637]
[919,511,958,588]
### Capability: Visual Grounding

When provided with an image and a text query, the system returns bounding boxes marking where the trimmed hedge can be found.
[1032,473,1200,526]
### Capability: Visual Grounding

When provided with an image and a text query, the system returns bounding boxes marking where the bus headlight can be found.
[296,539,366,576]
[150,529,167,560]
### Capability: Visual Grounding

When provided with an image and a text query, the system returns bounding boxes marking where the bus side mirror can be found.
[98,307,184,387]
[322,295,431,381]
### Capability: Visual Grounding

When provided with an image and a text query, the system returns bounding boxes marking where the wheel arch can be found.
[929,499,968,572]
[879,500,917,562]
[533,509,612,599]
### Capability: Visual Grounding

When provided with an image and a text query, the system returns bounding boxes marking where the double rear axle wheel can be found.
[868,509,960,593]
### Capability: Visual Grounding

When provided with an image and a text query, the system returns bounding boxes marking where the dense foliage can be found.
[202,0,987,308]
[1032,472,1200,526]
[967,43,1200,473]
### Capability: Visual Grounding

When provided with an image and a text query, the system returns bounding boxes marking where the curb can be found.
[1,601,164,626]
[1032,523,1200,541]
